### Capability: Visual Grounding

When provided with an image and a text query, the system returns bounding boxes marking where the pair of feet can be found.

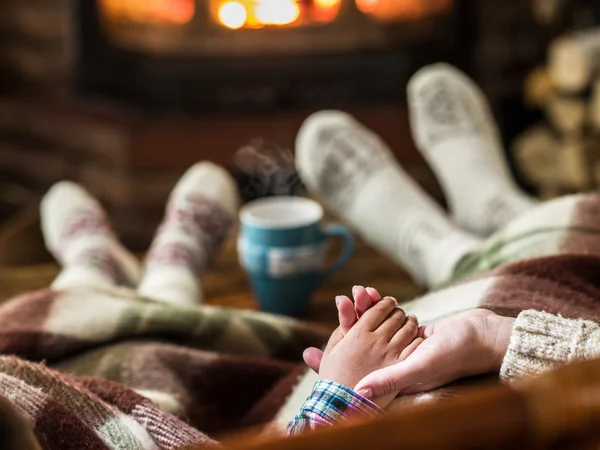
[295,64,538,287]
[41,162,239,306]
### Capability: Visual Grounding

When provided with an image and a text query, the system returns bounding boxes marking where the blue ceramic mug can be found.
[238,196,354,316]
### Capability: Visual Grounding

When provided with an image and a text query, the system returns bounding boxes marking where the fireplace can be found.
[76,0,461,111]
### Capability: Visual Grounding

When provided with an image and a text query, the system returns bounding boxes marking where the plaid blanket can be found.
[0,287,328,449]
[4,193,600,448]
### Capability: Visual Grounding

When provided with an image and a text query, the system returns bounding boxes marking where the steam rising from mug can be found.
[234,139,302,199]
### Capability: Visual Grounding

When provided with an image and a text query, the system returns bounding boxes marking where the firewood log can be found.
[589,78,600,131]
[559,137,599,189]
[549,28,600,93]
[546,94,587,135]
[512,124,560,186]
[524,67,556,108]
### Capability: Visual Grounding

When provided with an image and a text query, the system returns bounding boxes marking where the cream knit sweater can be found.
[500,310,600,380]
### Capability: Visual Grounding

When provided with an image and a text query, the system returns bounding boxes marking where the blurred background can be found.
[1,0,600,264]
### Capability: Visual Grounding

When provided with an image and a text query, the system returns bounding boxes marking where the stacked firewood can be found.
[512,27,600,199]
[0,0,73,94]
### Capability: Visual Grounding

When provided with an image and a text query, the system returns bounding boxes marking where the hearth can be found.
[77,0,460,111]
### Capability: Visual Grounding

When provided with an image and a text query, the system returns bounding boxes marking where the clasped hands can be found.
[303,286,515,408]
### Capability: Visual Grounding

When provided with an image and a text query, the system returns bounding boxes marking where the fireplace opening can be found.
[77,0,461,112]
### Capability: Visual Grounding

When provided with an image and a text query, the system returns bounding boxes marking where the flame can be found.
[356,0,453,20]
[355,0,379,14]
[255,0,300,26]
[313,0,341,22]
[315,0,340,7]
[218,1,248,29]
[213,0,306,29]
[100,0,195,24]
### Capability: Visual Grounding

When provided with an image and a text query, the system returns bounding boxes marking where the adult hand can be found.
[353,309,516,401]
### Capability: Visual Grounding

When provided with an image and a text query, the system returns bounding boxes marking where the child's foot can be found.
[41,182,141,289]
[296,111,482,287]
[408,63,538,236]
[137,162,239,306]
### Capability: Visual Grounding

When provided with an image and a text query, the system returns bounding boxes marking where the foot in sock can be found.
[41,182,141,290]
[296,110,482,287]
[138,162,240,306]
[307,291,422,409]
[408,63,538,236]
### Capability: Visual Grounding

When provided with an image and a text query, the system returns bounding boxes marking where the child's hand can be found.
[318,296,421,406]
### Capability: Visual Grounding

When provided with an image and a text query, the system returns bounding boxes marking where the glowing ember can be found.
[218,1,248,29]
[99,0,452,29]
[211,0,339,29]
[315,0,341,7]
[356,0,453,21]
[100,0,195,24]
[355,0,379,14]
[255,0,300,26]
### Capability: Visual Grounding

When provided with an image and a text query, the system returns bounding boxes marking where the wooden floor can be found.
[0,232,421,329]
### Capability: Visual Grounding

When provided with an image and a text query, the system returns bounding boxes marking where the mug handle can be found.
[322,223,354,278]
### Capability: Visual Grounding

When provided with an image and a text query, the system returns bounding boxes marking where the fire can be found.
[356,0,453,21]
[218,1,248,29]
[255,0,300,26]
[100,0,196,24]
[212,0,339,29]
[315,0,340,7]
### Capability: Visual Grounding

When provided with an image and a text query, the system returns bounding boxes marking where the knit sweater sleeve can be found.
[500,309,600,381]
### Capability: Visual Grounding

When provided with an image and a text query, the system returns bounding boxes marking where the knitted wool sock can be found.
[138,162,239,306]
[408,63,538,236]
[41,182,141,290]
[296,111,482,287]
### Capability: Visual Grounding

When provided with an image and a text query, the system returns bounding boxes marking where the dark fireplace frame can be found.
[75,0,468,112]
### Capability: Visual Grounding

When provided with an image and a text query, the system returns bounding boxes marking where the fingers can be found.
[303,347,324,373]
[354,357,431,399]
[419,323,435,339]
[355,296,398,331]
[365,287,382,304]
[376,308,407,341]
[336,295,357,335]
[399,337,423,361]
[323,327,345,355]
[353,286,373,317]
[390,315,419,347]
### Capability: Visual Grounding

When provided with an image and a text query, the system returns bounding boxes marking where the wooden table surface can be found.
[0,230,421,329]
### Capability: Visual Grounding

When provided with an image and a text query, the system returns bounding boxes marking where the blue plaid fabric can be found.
[286,380,384,435]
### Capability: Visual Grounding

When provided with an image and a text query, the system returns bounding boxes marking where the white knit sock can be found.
[408,63,538,236]
[41,182,141,290]
[138,162,239,306]
[296,111,482,287]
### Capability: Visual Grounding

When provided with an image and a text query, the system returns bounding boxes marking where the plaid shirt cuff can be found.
[286,380,384,436]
